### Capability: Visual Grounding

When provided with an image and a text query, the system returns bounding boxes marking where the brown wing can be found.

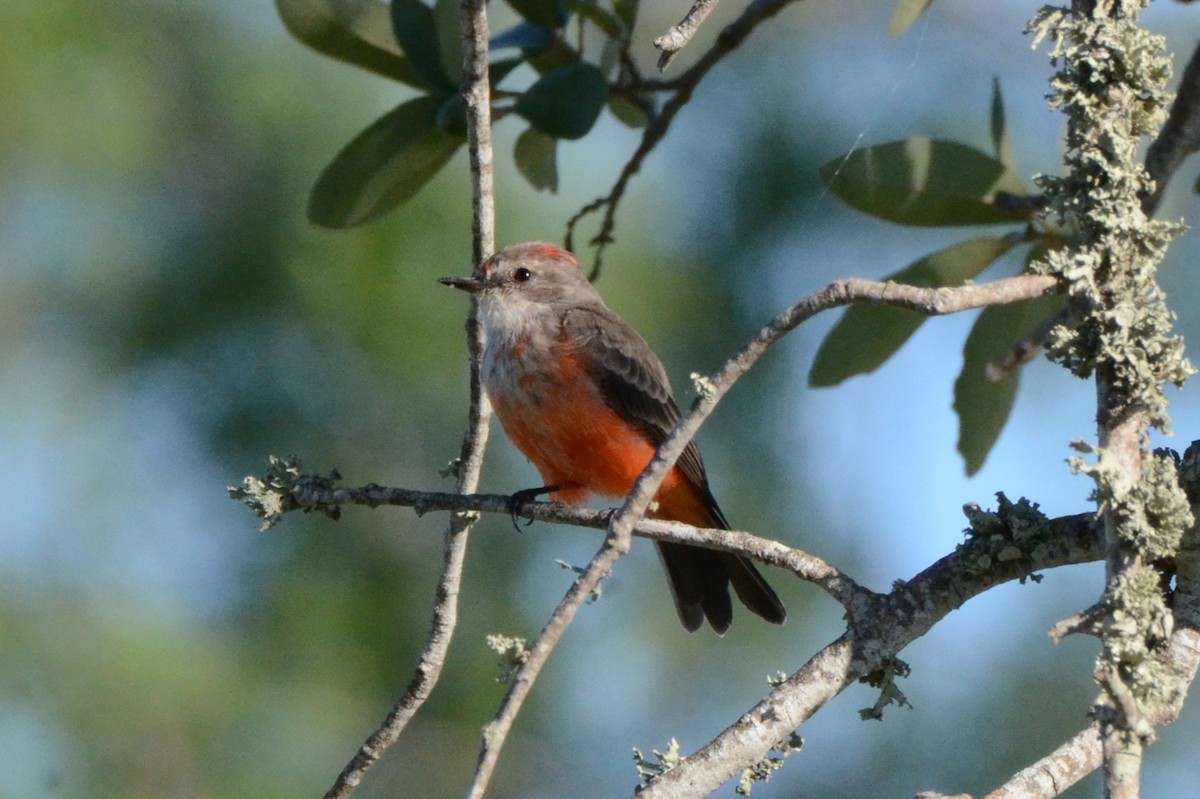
[560,305,728,527]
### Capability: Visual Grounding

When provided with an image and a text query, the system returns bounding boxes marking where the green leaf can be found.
[506,0,561,28]
[819,138,1029,226]
[435,94,467,137]
[607,94,648,128]
[613,0,639,32]
[565,0,624,37]
[309,96,462,228]
[526,38,581,75]
[514,128,559,192]
[390,0,453,90]
[888,0,935,37]
[432,0,463,86]
[809,237,1020,387]
[492,21,554,52]
[489,57,524,88]
[274,0,422,86]
[991,76,1015,167]
[954,292,1064,475]
[514,62,607,140]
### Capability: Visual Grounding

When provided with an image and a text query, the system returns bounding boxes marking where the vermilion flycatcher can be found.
[441,242,786,633]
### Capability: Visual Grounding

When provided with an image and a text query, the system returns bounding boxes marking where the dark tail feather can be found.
[719,552,787,626]
[656,541,709,632]
[656,542,785,634]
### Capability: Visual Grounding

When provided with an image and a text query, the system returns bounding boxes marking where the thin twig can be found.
[461,1,495,262]
[568,0,802,278]
[1047,602,1105,643]
[626,273,1058,506]
[980,626,1200,799]
[464,515,630,798]
[986,309,1066,383]
[1143,39,1200,217]
[283,483,871,610]
[654,0,723,71]
[319,3,496,797]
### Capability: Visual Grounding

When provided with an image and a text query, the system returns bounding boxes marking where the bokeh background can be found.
[3,1,1199,797]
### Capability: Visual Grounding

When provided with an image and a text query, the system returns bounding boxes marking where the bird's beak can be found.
[439,275,485,293]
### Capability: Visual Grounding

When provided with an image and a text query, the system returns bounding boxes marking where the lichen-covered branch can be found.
[654,0,724,70]
[1026,4,1194,796]
[631,501,1106,798]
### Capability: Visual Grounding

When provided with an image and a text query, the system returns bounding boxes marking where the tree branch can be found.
[278,481,869,610]
[1027,3,1191,797]
[464,507,631,798]
[980,622,1200,799]
[318,3,496,797]
[631,509,1105,798]
[654,0,723,71]
[1143,38,1200,217]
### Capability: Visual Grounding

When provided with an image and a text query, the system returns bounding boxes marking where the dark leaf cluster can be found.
[277,0,644,227]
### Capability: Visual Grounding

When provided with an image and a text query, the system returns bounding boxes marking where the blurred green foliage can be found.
[0,3,815,796]
[285,0,635,228]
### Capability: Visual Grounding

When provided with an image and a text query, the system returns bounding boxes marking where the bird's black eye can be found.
[514,267,533,282]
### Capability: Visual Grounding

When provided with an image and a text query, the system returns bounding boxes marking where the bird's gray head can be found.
[439,242,601,309]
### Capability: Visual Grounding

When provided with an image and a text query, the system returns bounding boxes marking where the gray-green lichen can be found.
[1028,0,1194,739]
[961,493,1052,582]
[228,455,342,530]
[1087,447,1191,716]
[735,733,803,796]
[485,634,531,684]
[1127,450,1193,559]
[1027,2,1192,431]
[1095,567,1181,712]
[857,657,912,721]
[1070,444,1194,561]
[632,738,682,786]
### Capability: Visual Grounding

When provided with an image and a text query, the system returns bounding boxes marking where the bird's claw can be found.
[508,485,558,533]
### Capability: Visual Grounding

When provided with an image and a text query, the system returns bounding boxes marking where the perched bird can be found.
[442,242,785,633]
